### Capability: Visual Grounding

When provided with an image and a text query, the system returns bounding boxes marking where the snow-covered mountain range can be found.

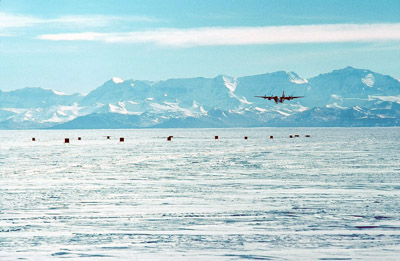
[1,67,399,129]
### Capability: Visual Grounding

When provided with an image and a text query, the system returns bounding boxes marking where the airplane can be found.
[255,91,304,104]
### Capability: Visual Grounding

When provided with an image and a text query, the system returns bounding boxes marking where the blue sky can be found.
[1,0,400,93]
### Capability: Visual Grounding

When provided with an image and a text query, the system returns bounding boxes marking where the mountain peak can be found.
[342,66,368,72]
[112,77,124,84]
[51,89,68,96]
[286,71,308,84]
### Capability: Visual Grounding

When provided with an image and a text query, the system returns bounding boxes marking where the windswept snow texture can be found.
[1,128,400,260]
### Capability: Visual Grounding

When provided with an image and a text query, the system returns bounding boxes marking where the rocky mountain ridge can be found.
[1,67,399,129]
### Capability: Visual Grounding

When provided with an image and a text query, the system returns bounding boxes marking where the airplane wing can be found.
[284,96,304,100]
[255,95,274,100]
[255,95,279,103]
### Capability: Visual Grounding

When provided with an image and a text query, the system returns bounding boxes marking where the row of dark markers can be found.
[30,134,311,143]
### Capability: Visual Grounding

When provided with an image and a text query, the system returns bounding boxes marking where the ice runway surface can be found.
[1,128,400,260]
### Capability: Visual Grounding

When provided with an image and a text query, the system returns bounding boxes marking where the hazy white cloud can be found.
[47,15,159,27]
[38,23,400,46]
[0,12,42,29]
[0,12,158,30]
